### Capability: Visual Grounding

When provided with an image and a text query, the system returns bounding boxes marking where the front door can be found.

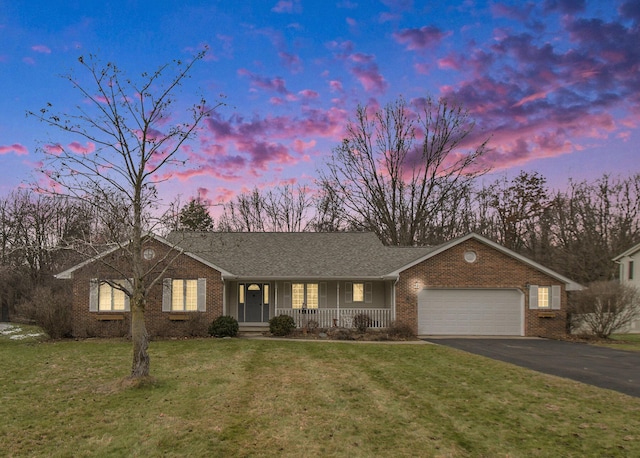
[246,284,263,322]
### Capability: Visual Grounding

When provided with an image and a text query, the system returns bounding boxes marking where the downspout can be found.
[392,277,398,324]
[222,274,226,316]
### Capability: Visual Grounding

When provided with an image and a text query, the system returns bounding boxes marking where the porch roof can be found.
[166,231,433,279]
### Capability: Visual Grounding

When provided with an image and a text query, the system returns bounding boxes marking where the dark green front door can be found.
[246,284,263,322]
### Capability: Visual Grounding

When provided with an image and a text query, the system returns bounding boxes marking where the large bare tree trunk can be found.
[130,296,150,378]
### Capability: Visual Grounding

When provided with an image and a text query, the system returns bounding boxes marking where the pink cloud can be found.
[414,63,430,75]
[437,55,461,71]
[393,26,447,51]
[271,0,301,13]
[0,144,28,155]
[346,53,387,93]
[68,141,95,154]
[350,63,387,93]
[279,51,302,72]
[238,68,289,94]
[44,144,64,155]
[31,45,51,54]
[292,139,316,154]
[299,89,319,99]
[329,80,343,92]
[22,57,35,65]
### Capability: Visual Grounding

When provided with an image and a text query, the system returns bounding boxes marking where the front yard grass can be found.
[1,337,639,457]
[599,333,640,352]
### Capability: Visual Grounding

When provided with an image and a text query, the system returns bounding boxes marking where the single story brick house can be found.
[56,231,581,338]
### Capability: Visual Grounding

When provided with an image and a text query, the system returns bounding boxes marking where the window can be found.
[629,261,634,280]
[353,283,364,302]
[291,283,318,309]
[90,279,130,312]
[537,287,550,309]
[162,278,206,312]
[528,285,560,310]
[99,281,127,311]
[345,282,372,303]
[171,279,198,311]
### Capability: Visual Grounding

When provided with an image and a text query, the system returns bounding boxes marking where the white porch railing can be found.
[274,308,392,329]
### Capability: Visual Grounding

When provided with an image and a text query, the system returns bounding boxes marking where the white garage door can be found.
[418,289,523,336]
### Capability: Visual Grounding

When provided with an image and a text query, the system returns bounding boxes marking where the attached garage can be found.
[418,288,524,336]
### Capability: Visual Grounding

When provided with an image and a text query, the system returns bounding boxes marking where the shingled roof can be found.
[166,231,434,279]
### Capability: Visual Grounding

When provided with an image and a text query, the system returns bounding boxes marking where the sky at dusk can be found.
[1,0,639,211]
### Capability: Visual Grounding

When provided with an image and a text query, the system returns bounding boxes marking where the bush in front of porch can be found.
[269,314,296,336]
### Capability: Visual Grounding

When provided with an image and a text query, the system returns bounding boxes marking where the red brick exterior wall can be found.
[69,239,224,338]
[396,238,567,337]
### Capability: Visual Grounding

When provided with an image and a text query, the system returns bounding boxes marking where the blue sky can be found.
[1,0,638,208]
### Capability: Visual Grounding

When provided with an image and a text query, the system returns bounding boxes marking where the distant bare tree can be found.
[30,51,220,378]
[546,175,640,283]
[488,171,550,251]
[570,281,640,338]
[311,181,349,232]
[218,185,313,232]
[318,96,489,246]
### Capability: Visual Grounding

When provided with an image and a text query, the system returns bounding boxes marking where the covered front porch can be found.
[225,279,396,329]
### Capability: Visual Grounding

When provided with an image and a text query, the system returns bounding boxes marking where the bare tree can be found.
[30,52,220,378]
[545,175,640,283]
[570,281,640,338]
[487,171,550,251]
[318,96,489,246]
[218,185,313,232]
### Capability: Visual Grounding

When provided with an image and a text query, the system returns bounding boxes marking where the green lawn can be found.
[1,335,639,457]
[601,334,640,352]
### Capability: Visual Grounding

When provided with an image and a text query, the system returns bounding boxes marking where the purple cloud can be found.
[238,69,289,94]
[31,45,51,54]
[271,0,302,14]
[393,26,447,51]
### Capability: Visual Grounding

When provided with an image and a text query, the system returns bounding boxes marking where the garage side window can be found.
[529,285,561,310]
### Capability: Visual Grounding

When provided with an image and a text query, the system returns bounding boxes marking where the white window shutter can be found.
[319,282,327,307]
[197,278,207,311]
[364,282,372,303]
[284,282,291,307]
[162,278,172,312]
[551,285,561,310]
[345,282,353,303]
[89,279,99,312]
[529,285,538,309]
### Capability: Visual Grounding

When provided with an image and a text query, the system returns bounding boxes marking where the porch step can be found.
[238,323,270,337]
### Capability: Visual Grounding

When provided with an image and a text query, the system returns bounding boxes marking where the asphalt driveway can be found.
[425,338,640,398]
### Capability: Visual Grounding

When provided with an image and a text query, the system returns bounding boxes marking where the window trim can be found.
[528,285,561,310]
[285,282,319,309]
[345,282,372,304]
[89,279,131,312]
[162,278,206,312]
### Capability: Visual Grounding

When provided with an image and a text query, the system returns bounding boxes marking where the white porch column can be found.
[336,282,340,326]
